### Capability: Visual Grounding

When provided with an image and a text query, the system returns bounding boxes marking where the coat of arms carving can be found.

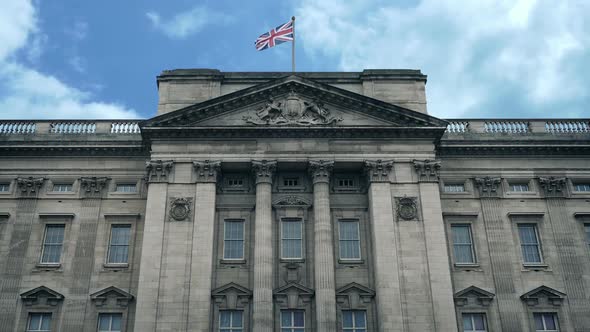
[169,197,193,221]
[243,93,342,126]
[396,196,418,221]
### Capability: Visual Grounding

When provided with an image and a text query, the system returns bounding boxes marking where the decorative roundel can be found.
[170,198,191,221]
[397,197,417,220]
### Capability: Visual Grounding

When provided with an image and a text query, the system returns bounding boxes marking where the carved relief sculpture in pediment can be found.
[16,177,44,197]
[80,177,109,197]
[243,93,342,126]
[145,160,174,183]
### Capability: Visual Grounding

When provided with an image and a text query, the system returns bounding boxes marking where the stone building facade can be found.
[1,69,590,331]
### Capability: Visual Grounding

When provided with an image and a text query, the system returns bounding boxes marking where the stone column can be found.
[251,160,277,332]
[134,161,173,332]
[363,160,403,332]
[189,160,221,332]
[309,160,337,331]
[413,160,458,331]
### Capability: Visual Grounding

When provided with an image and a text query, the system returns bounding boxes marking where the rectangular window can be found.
[107,225,131,264]
[227,178,244,187]
[223,220,244,259]
[339,220,361,260]
[451,224,476,264]
[219,310,243,332]
[27,313,52,332]
[574,183,590,192]
[518,224,543,264]
[283,178,299,187]
[281,310,305,332]
[462,313,487,332]
[281,219,303,259]
[534,313,559,331]
[98,313,122,332]
[510,183,530,192]
[41,225,65,264]
[52,184,73,192]
[0,183,9,192]
[444,184,465,192]
[115,184,136,192]
[337,178,355,188]
[342,310,367,331]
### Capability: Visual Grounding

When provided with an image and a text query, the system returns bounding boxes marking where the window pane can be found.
[42,225,64,263]
[29,314,41,330]
[342,311,353,327]
[339,222,359,240]
[544,314,557,330]
[220,311,231,327]
[452,225,471,243]
[354,311,366,327]
[232,311,243,327]
[463,314,473,330]
[473,314,485,330]
[534,313,545,330]
[293,311,304,327]
[281,311,291,327]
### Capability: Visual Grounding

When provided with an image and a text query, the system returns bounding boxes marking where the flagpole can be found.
[292,16,296,73]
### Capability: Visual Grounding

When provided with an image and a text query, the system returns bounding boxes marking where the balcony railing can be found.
[445,119,590,135]
[0,120,141,135]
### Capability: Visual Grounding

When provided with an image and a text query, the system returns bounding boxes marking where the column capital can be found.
[363,160,393,183]
[16,177,45,198]
[539,176,567,198]
[413,159,441,183]
[251,160,277,184]
[79,176,110,197]
[193,160,221,183]
[308,160,334,184]
[474,176,502,197]
[145,160,174,183]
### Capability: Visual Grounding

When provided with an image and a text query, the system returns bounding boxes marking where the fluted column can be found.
[364,160,403,332]
[309,160,337,331]
[252,160,277,332]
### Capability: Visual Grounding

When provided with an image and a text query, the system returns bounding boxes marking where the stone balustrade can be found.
[0,120,141,135]
[446,119,590,135]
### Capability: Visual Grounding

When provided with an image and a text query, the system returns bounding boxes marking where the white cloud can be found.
[146,6,232,39]
[0,0,139,119]
[295,0,590,117]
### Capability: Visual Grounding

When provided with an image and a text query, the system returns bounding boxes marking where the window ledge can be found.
[103,263,129,269]
[280,258,305,263]
[522,263,550,271]
[454,263,483,271]
[338,259,364,265]
[46,191,76,195]
[34,263,62,271]
[220,259,246,265]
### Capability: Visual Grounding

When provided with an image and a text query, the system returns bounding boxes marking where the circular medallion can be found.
[170,198,191,221]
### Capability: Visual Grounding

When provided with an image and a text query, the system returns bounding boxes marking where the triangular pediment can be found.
[454,285,495,307]
[20,286,64,306]
[212,282,252,297]
[273,282,314,296]
[90,286,134,301]
[142,75,447,132]
[521,285,566,302]
[336,282,375,296]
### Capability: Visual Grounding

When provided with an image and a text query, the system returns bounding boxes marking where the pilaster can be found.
[413,159,458,331]
[308,160,337,331]
[363,160,403,332]
[251,160,276,332]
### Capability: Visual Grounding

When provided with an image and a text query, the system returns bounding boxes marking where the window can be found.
[534,313,559,331]
[219,310,243,332]
[339,220,361,260]
[342,310,366,331]
[281,219,303,259]
[52,183,73,192]
[585,224,590,248]
[444,184,465,192]
[227,178,244,187]
[41,225,65,264]
[283,178,299,187]
[223,220,244,259]
[574,183,590,192]
[115,184,136,192]
[510,183,529,192]
[518,224,543,264]
[107,225,131,264]
[0,183,9,192]
[98,313,122,332]
[27,313,52,332]
[462,313,487,332]
[451,224,476,264]
[337,178,355,188]
[281,310,305,332]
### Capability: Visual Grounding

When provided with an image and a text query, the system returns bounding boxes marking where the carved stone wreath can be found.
[396,196,418,221]
[169,197,192,221]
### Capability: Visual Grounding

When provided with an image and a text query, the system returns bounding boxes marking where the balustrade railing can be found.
[0,120,141,135]
[445,119,590,135]
[0,121,36,134]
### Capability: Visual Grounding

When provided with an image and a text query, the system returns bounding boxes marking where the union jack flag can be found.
[255,20,294,51]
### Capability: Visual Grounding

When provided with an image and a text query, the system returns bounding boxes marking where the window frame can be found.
[444,183,466,193]
[97,312,123,332]
[280,218,304,260]
[40,224,65,265]
[451,224,477,265]
[342,310,367,331]
[461,312,488,332]
[114,183,137,193]
[106,224,132,265]
[280,309,305,331]
[533,312,560,332]
[338,219,362,261]
[52,183,73,192]
[517,223,544,265]
[510,183,530,192]
[0,182,11,193]
[218,310,243,331]
[223,219,245,260]
[26,312,52,332]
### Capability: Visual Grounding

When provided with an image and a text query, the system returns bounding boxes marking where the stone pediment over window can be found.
[211,283,252,310]
[336,283,375,309]
[520,285,566,307]
[20,286,64,306]
[141,76,447,139]
[273,283,315,309]
[454,286,495,307]
[90,286,134,308]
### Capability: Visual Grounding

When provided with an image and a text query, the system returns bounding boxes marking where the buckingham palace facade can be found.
[1,69,590,331]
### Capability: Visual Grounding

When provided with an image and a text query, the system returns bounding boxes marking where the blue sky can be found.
[0,0,588,120]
